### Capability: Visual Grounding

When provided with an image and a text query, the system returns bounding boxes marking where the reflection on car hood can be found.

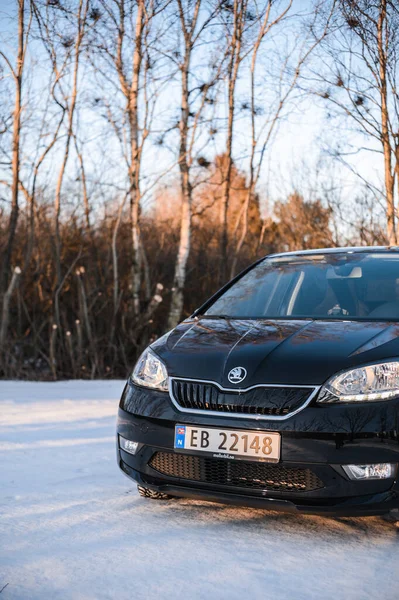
[152,318,399,386]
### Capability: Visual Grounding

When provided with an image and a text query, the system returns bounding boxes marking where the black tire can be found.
[382,510,399,524]
[137,485,171,500]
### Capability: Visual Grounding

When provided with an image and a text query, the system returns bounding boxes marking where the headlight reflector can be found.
[131,348,169,391]
[343,463,396,480]
[319,361,399,402]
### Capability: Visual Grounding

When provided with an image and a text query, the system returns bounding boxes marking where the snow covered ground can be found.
[0,380,398,600]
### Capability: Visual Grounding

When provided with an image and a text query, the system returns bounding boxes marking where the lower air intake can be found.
[149,452,324,493]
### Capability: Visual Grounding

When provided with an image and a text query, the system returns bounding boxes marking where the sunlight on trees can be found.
[0,0,394,379]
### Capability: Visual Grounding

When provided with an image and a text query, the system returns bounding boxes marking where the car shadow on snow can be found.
[127,493,398,540]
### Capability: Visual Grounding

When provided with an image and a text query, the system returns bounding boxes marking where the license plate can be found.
[174,425,280,462]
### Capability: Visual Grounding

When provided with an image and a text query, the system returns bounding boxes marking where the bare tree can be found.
[123,0,145,316]
[0,0,31,290]
[315,0,399,244]
[219,0,247,284]
[167,0,225,328]
[0,267,21,351]
[44,0,89,287]
[230,0,293,277]
[95,0,152,317]
[21,103,66,271]
[167,0,201,329]
[230,0,335,276]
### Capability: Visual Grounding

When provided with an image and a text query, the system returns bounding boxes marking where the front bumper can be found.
[117,383,399,516]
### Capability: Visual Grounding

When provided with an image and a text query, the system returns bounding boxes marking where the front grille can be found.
[171,379,314,417]
[149,452,324,493]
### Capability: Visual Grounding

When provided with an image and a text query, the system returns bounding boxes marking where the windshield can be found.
[204,253,399,321]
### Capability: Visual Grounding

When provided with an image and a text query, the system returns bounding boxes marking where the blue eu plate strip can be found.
[174,425,186,449]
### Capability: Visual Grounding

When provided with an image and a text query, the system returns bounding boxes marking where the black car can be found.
[117,247,399,520]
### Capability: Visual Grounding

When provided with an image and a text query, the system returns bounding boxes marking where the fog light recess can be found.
[343,463,397,481]
[119,435,139,455]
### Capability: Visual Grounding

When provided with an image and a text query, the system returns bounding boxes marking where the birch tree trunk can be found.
[167,0,201,329]
[219,0,245,285]
[377,0,396,244]
[108,0,147,318]
[73,134,91,233]
[0,267,21,351]
[1,0,25,291]
[129,0,145,316]
[112,194,128,318]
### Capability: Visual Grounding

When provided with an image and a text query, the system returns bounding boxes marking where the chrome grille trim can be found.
[168,377,320,421]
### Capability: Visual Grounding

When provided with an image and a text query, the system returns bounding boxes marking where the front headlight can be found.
[319,361,399,403]
[131,348,169,391]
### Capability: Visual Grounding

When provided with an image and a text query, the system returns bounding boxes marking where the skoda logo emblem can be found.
[228,366,247,384]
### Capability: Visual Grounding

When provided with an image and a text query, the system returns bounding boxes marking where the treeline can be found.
[1,173,333,378]
[0,0,397,379]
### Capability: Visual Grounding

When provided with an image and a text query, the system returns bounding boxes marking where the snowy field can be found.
[0,381,398,600]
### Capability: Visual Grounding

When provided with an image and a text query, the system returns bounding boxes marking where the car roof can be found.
[266,246,399,259]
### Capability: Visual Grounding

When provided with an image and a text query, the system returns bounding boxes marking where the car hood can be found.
[152,318,399,386]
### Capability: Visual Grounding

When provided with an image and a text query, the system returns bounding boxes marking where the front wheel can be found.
[137,485,171,500]
[382,510,399,524]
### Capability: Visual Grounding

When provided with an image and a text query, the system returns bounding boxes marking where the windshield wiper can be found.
[195,314,233,320]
